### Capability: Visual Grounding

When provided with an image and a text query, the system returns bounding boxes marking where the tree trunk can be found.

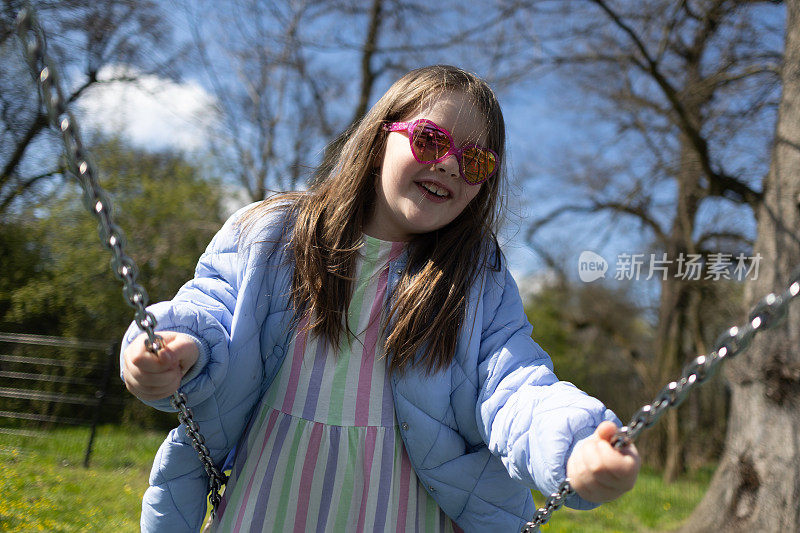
[681,2,800,530]
[653,271,692,480]
[315,0,384,183]
[657,104,706,482]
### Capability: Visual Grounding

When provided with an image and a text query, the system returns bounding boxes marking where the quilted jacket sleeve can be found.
[476,262,620,511]
[119,203,280,532]
[120,205,249,411]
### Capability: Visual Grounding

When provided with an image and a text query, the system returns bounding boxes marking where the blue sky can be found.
[73,1,782,302]
[76,68,577,278]
[74,60,763,299]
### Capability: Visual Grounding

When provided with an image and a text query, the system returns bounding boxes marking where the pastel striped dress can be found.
[211,236,460,533]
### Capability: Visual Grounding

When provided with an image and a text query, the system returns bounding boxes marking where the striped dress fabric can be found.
[211,236,460,533]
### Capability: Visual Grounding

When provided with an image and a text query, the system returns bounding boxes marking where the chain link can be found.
[171,393,227,511]
[521,479,573,532]
[15,6,227,518]
[523,267,800,532]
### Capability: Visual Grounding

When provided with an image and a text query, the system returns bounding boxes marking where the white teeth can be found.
[420,182,448,197]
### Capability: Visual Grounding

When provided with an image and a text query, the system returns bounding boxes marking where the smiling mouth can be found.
[417,181,451,199]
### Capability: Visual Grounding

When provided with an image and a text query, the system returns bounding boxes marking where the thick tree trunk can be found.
[681,2,800,530]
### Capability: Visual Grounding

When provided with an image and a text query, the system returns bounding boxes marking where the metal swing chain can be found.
[522,266,800,533]
[14,7,227,516]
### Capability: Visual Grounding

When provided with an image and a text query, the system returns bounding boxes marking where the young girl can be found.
[121,65,640,532]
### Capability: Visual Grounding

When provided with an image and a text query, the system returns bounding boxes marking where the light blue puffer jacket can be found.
[120,203,619,532]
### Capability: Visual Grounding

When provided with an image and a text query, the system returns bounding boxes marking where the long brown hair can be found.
[246,65,506,374]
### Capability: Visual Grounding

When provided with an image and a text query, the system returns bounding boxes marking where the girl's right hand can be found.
[566,421,640,503]
[122,331,199,401]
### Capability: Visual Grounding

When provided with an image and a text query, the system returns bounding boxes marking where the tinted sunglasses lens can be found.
[411,123,451,162]
[461,147,496,184]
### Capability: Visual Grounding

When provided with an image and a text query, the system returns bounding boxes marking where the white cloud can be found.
[76,65,218,152]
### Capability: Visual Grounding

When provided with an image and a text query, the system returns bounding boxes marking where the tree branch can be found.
[0,167,64,212]
[525,199,668,245]
[350,0,383,125]
[588,0,764,209]
[706,64,781,90]
[696,230,753,250]
[0,111,48,186]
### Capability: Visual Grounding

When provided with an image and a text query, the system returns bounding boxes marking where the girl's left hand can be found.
[566,421,641,503]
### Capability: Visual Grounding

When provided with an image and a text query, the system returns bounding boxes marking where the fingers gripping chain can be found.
[15,6,227,518]
[523,271,800,532]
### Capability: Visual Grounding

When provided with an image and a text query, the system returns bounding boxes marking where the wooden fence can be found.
[0,332,118,467]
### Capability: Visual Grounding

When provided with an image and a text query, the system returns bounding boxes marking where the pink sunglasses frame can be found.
[382,119,499,185]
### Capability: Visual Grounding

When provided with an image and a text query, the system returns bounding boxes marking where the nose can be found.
[434,153,460,179]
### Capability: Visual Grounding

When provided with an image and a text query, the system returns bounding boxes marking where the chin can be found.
[411,221,449,236]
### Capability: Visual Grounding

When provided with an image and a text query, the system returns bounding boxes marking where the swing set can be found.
[13,6,800,532]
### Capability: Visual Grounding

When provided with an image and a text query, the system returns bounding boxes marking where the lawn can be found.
[531,465,713,532]
[0,425,711,532]
[0,425,162,532]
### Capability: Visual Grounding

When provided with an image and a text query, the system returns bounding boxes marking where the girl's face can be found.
[365,91,489,241]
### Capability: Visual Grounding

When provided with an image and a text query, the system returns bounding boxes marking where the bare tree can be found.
[681,1,800,529]
[183,0,539,202]
[0,0,183,214]
[522,0,782,481]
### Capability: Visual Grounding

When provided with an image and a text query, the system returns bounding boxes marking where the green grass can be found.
[0,425,163,532]
[532,465,714,532]
[0,426,712,532]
